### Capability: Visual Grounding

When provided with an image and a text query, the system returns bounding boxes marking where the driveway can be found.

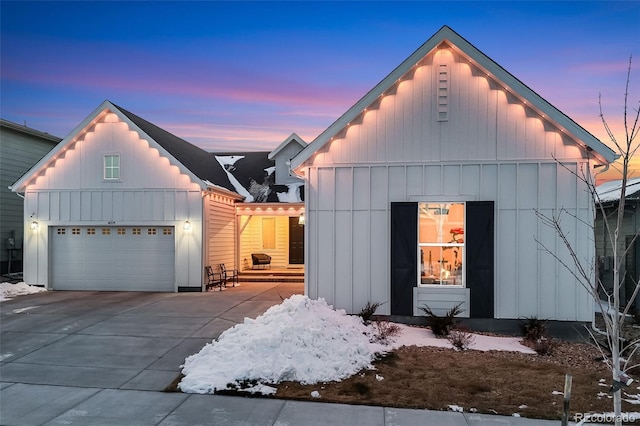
[0,283,566,426]
[0,282,302,392]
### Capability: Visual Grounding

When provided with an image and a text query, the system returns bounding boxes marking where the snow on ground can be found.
[180,294,535,395]
[0,282,47,302]
[390,322,536,353]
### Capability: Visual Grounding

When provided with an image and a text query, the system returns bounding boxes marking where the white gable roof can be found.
[291,25,617,170]
[9,100,242,200]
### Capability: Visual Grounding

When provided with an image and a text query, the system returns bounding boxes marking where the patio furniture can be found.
[205,265,225,291]
[251,253,271,269]
[220,263,238,287]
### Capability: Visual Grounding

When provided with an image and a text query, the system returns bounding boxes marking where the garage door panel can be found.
[51,226,175,292]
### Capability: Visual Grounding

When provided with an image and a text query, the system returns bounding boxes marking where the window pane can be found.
[419,202,465,286]
[104,154,120,180]
[420,246,463,285]
[419,203,464,244]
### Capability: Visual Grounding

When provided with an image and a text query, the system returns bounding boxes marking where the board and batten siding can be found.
[311,50,586,167]
[21,113,204,289]
[306,162,593,321]
[303,48,595,321]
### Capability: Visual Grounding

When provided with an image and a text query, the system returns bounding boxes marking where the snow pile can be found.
[180,295,383,394]
[180,295,537,395]
[0,282,47,302]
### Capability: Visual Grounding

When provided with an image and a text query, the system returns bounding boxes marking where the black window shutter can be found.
[466,201,495,318]
[390,202,418,315]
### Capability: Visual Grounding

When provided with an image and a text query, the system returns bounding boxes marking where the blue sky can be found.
[1,1,639,153]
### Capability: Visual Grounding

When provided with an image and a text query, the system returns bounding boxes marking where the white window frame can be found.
[104,154,121,180]
[418,202,466,287]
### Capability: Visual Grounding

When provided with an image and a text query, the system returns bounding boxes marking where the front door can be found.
[289,217,304,264]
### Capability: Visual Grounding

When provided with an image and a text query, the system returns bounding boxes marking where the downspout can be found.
[593,162,611,336]
[9,186,25,199]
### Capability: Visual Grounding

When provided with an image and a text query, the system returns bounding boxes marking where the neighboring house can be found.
[0,119,61,275]
[595,178,640,310]
[290,26,617,324]
[10,101,304,292]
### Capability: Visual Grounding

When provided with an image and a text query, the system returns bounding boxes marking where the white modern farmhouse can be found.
[10,101,305,292]
[290,26,617,322]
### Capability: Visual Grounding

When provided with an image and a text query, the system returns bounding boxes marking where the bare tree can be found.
[536,56,639,425]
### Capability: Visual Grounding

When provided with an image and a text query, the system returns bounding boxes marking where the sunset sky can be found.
[1,1,639,179]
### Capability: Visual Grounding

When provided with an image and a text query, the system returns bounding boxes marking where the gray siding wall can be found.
[274,142,305,185]
[0,125,58,273]
[595,202,640,306]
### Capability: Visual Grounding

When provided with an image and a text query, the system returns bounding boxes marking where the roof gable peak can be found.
[290,26,616,170]
[269,132,307,160]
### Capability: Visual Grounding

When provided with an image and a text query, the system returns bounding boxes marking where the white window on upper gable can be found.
[104,154,120,180]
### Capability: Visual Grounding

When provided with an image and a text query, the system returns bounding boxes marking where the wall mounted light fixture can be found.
[298,213,305,225]
[30,220,39,232]
[183,220,192,233]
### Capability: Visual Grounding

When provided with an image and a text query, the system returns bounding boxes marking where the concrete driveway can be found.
[1,282,302,391]
[0,282,566,426]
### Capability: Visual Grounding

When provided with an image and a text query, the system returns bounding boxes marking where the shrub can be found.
[372,321,402,344]
[520,316,548,342]
[519,316,557,355]
[532,336,556,356]
[448,325,475,351]
[419,302,464,337]
[358,301,383,324]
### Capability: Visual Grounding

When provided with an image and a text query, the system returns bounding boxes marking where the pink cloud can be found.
[568,60,637,75]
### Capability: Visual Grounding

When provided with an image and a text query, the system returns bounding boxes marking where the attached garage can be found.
[50,226,175,291]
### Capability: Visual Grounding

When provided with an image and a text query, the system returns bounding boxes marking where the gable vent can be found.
[437,64,449,121]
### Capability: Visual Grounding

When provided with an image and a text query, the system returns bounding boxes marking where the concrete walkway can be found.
[0,284,582,425]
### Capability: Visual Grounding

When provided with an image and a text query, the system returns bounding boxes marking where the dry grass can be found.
[165,320,640,421]
[274,341,637,420]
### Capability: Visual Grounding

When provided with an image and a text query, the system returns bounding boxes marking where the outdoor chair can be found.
[251,253,271,269]
[205,265,225,291]
[220,263,238,287]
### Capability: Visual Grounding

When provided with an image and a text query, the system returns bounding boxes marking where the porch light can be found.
[30,220,39,232]
[298,213,305,225]
[183,220,192,233]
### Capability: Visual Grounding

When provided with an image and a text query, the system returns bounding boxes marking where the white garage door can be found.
[50,226,175,291]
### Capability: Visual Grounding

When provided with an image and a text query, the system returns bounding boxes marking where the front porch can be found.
[237,203,305,271]
[239,267,304,283]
